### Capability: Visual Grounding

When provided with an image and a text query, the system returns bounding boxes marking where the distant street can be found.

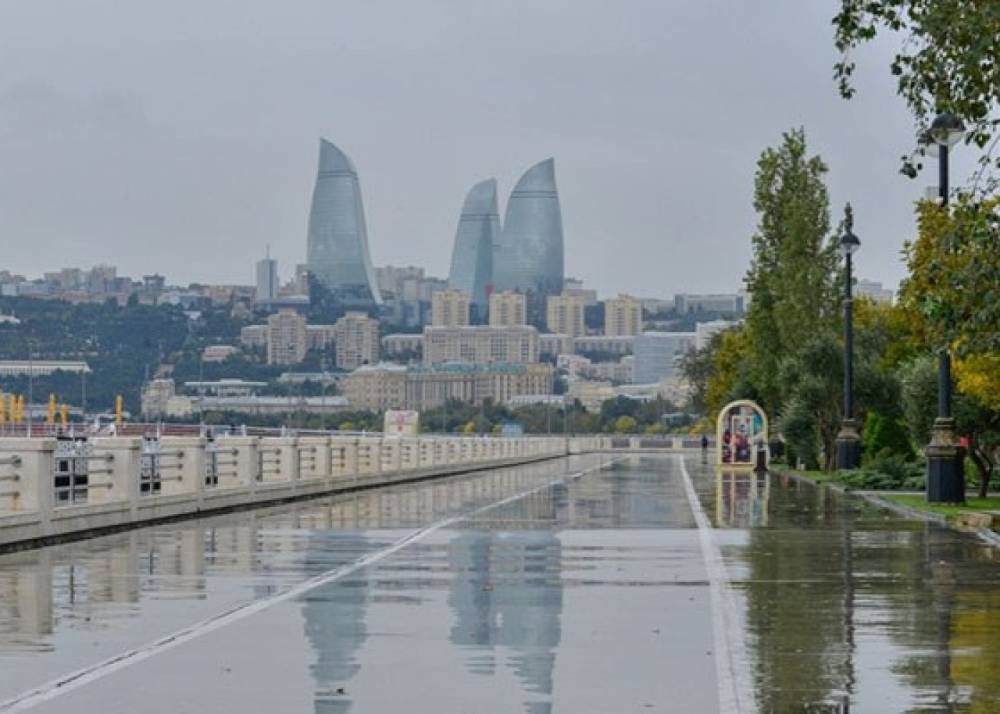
[2,454,1000,712]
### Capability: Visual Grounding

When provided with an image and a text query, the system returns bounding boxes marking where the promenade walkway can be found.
[1,454,999,712]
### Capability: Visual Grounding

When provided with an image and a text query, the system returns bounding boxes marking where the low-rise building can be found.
[202,345,239,363]
[695,319,737,349]
[573,335,634,358]
[539,333,574,359]
[567,380,615,413]
[674,293,744,315]
[141,379,197,418]
[0,360,91,377]
[382,333,424,360]
[855,279,894,305]
[586,356,634,384]
[342,362,553,411]
[240,324,268,350]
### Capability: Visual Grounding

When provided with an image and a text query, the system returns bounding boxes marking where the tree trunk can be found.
[969,436,993,499]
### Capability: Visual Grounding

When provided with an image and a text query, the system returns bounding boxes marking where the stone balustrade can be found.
[0,433,609,549]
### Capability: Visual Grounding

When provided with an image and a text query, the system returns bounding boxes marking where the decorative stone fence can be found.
[0,433,608,549]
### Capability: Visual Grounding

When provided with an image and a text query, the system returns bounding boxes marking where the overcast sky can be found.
[0,1,976,298]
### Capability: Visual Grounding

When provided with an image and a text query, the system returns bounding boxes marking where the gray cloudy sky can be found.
[0,1,975,298]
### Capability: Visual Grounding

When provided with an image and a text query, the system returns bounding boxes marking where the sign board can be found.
[384,410,420,436]
[716,400,768,469]
[500,421,524,437]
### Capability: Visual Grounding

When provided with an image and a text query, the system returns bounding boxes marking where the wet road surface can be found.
[1,454,1000,712]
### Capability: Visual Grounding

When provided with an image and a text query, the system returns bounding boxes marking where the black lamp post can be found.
[923,111,966,503]
[835,205,861,470]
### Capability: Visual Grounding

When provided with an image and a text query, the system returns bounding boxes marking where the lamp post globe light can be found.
[835,205,862,470]
[924,111,966,504]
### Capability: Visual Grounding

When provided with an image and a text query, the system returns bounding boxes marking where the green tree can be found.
[613,415,637,434]
[744,128,841,416]
[901,355,1000,496]
[832,1,1000,179]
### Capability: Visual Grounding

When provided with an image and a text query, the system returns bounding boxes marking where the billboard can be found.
[384,410,420,436]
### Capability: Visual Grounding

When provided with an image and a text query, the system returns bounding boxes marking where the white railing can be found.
[0,432,608,548]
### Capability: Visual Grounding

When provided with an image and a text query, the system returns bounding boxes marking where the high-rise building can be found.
[604,294,643,336]
[492,158,565,299]
[448,179,498,321]
[632,332,696,384]
[422,325,539,365]
[255,248,278,303]
[431,289,471,327]
[305,139,382,304]
[332,311,380,370]
[488,290,527,327]
[545,292,586,337]
[266,309,308,365]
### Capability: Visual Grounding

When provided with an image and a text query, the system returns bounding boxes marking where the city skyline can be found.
[0,2,962,297]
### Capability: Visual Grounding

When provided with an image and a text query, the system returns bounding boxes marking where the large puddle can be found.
[1,454,999,712]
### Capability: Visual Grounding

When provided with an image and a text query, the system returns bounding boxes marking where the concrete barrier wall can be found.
[0,433,609,549]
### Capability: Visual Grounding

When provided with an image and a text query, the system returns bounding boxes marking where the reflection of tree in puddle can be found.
[890,528,1000,710]
[449,530,563,713]
[741,476,857,710]
[950,590,1000,711]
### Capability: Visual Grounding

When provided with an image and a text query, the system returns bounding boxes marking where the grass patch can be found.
[881,494,1000,519]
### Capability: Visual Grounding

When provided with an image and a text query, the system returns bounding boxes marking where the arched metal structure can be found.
[716,399,769,469]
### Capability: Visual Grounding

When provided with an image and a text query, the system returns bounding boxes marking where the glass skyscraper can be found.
[447,178,498,321]
[492,158,565,297]
[306,139,382,305]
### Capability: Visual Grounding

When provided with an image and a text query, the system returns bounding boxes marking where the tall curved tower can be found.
[306,139,382,304]
[493,158,564,297]
[448,178,498,320]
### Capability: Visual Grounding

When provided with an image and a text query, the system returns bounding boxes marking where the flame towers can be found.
[306,139,382,304]
[447,178,499,320]
[492,158,565,297]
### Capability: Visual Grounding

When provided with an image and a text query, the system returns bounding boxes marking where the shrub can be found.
[862,412,914,460]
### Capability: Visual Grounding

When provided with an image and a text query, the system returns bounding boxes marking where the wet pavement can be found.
[1,454,1000,712]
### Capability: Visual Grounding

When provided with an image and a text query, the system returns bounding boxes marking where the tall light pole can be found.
[924,111,966,504]
[26,346,33,438]
[835,205,861,470]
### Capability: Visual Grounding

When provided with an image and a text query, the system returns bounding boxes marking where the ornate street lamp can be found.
[835,205,861,470]
[923,111,966,503]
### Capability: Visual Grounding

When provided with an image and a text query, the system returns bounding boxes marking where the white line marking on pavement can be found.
[678,455,752,714]
[1,456,617,712]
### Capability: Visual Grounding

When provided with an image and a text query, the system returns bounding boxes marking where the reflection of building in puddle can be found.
[715,469,769,528]
[301,534,371,714]
[448,530,563,710]
[0,460,570,657]
[0,550,54,652]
